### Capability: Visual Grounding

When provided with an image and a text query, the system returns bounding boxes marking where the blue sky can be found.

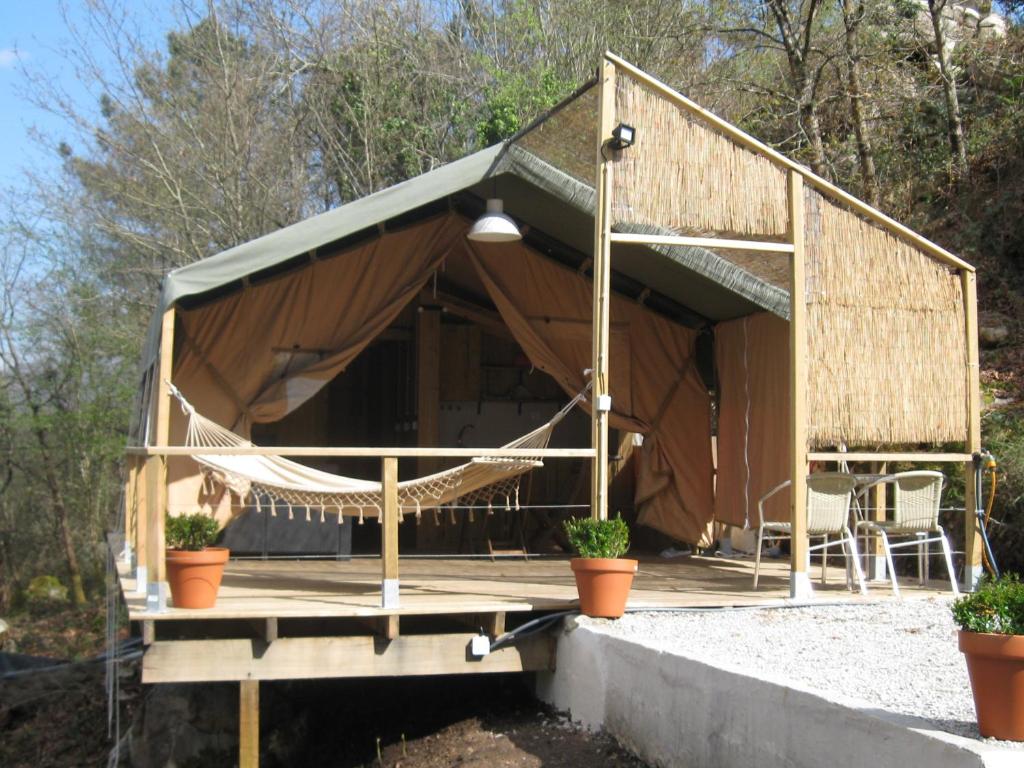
[0,2,173,191]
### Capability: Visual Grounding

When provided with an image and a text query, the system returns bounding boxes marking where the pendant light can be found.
[467,198,522,243]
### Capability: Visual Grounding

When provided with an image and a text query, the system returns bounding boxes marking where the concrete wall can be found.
[536,620,1017,768]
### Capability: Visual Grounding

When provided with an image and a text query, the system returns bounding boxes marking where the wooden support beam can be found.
[808,451,972,463]
[141,620,155,647]
[147,308,175,607]
[381,457,400,609]
[135,456,148,587]
[127,446,597,459]
[422,288,513,341]
[382,615,400,641]
[142,633,556,683]
[239,680,259,768]
[591,58,615,522]
[609,232,794,253]
[249,618,278,644]
[123,456,138,560]
[787,170,811,599]
[453,612,506,638]
[962,269,983,591]
[416,308,441,478]
[869,462,887,582]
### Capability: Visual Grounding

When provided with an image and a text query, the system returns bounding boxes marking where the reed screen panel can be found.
[613,74,788,239]
[804,188,968,447]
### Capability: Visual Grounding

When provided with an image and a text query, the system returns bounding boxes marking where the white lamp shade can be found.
[467,198,521,242]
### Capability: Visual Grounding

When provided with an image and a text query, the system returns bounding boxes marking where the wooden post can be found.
[381,457,400,609]
[962,269,983,591]
[239,679,259,768]
[416,308,441,477]
[869,462,888,581]
[787,170,811,599]
[134,456,148,593]
[146,308,175,611]
[591,56,616,521]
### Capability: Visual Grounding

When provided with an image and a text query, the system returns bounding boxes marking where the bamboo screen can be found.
[804,188,967,447]
[613,73,788,239]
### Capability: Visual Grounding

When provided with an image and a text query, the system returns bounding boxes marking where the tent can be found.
[128,54,980,597]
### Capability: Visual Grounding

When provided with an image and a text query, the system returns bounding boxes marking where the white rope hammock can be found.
[169,384,589,525]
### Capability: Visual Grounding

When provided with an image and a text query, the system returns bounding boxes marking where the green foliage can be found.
[952,575,1024,635]
[165,513,219,551]
[563,516,630,559]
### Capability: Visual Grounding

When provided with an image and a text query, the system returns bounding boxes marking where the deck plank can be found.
[117,554,949,622]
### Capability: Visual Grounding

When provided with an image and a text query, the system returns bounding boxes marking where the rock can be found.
[24,575,68,610]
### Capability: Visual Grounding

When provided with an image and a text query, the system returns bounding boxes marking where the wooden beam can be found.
[142,633,556,683]
[609,232,794,253]
[126,446,597,459]
[604,51,973,273]
[422,288,514,341]
[592,57,616,522]
[143,455,160,594]
[135,456,148,586]
[381,457,400,609]
[869,462,887,582]
[239,680,259,768]
[807,451,973,463]
[417,308,441,478]
[382,615,400,641]
[123,456,138,560]
[962,269,983,591]
[152,309,175,589]
[787,170,810,599]
[249,618,278,644]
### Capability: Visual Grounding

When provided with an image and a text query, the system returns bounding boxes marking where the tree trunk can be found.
[841,0,880,206]
[927,0,969,178]
[37,429,87,607]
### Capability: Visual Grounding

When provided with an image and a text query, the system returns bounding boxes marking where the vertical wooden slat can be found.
[152,308,176,585]
[381,457,400,608]
[961,269,982,591]
[416,308,441,477]
[787,170,811,599]
[591,56,616,521]
[869,461,887,581]
[135,456,148,585]
[239,679,259,768]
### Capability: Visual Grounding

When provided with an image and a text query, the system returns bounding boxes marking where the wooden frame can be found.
[962,269,983,590]
[142,633,556,683]
[591,58,615,522]
[786,170,810,599]
[609,233,795,254]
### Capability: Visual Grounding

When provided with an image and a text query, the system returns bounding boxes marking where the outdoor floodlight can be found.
[609,123,636,150]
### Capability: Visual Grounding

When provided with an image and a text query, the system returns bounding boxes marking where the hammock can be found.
[169,384,589,524]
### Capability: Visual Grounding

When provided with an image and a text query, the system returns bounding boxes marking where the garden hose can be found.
[973,451,1000,579]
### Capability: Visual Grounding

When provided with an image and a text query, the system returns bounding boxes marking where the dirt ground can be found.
[1,605,648,767]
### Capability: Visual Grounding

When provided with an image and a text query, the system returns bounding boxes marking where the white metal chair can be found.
[854,470,959,597]
[753,473,867,595]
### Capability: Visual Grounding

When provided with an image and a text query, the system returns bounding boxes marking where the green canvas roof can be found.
[142,89,788,370]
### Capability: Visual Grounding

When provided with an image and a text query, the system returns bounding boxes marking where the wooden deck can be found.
[118,553,951,623]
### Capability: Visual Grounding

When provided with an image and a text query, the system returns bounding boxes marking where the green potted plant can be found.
[564,515,637,618]
[165,512,229,609]
[952,574,1024,740]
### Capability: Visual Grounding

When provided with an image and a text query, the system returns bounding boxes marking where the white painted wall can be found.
[536,619,1017,768]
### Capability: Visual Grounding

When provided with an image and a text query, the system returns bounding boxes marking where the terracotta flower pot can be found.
[570,557,638,618]
[166,547,230,609]
[959,630,1024,740]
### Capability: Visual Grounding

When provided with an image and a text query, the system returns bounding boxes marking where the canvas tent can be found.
[128,54,981,598]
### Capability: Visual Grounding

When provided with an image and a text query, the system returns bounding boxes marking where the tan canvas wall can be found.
[466,241,714,543]
[613,74,788,240]
[804,188,968,447]
[714,313,791,528]
[165,214,464,518]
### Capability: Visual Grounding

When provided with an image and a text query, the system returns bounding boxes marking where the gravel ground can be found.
[585,597,1021,749]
